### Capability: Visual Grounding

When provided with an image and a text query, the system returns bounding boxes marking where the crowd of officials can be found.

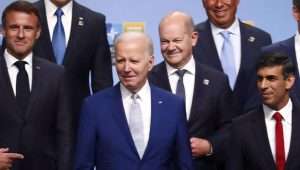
[0,0,300,170]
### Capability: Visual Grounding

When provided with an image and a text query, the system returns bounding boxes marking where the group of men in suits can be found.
[1,0,300,169]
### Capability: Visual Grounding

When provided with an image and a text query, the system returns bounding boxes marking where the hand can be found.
[0,148,24,170]
[190,137,212,157]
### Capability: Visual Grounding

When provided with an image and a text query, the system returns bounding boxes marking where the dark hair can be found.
[294,0,300,8]
[2,1,41,27]
[256,52,295,79]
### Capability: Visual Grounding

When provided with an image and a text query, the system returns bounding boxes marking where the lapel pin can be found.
[203,79,210,86]
[78,17,84,26]
[35,66,40,70]
[248,36,255,42]
[158,101,163,104]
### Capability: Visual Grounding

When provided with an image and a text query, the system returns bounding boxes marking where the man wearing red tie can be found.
[228,52,300,170]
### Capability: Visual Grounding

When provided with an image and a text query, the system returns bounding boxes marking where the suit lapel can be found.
[282,37,299,77]
[63,2,82,65]
[189,63,206,124]
[198,21,223,70]
[142,86,164,158]
[110,84,139,156]
[35,1,56,62]
[25,57,43,119]
[251,108,276,169]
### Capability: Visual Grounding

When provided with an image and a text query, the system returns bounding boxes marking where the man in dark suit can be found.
[33,0,113,121]
[193,0,272,115]
[149,11,236,170]
[75,32,193,170]
[0,1,73,170]
[229,53,300,170]
[262,0,300,100]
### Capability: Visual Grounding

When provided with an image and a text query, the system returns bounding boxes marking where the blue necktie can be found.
[52,8,66,65]
[220,31,236,89]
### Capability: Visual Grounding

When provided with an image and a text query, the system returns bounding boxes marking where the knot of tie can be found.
[14,61,27,71]
[220,31,231,41]
[55,8,64,18]
[273,112,283,122]
[131,94,140,104]
[176,69,187,79]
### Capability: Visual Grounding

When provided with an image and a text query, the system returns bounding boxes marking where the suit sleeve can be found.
[56,71,74,170]
[74,99,97,170]
[175,100,194,170]
[91,15,113,93]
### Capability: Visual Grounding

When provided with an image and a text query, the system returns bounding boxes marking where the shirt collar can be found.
[4,49,33,68]
[45,0,73,17]
[210,18,240,37]
[120,80,150,102]
[165,56,196,77]
[263,98,292,124]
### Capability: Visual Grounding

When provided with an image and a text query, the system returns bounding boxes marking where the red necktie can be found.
[273,112,285,170]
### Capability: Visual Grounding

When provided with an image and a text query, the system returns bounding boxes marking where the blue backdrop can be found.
[0,0,296,82]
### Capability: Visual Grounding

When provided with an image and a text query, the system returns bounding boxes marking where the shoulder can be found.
[194,21,209,33]
[150,62,165,75]
[232,108,260,128]
[262,37,294,53]
[240,22,271,38]
[34,56,64,73]
[73,2,105,21]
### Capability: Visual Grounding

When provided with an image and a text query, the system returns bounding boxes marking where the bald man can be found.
[149,11,236,170]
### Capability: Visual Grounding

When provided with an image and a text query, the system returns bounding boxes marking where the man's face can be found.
[159,20,198,69]
[3,11,41,60]
[50,0,72,7]
[202,0,239,28]
[257,66,295,110]
[115,39,154,93]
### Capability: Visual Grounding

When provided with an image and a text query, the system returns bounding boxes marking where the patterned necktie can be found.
[220,31,236,90]
[128,94,145,158]
[175,69,187,100]
[52,8,66,65]
[15,61,30,115]
[273,112,285,170]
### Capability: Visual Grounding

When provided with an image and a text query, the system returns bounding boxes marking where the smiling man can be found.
[229,52,300,170]
[193,0,272,116]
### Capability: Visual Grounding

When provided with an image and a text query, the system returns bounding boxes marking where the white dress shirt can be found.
[210,18,241,74]
[120,81,151,147]
[294,31,300,74]
[263,99,292,161]
[4,50,33,96]
[165,56,195,120]
[45,0,73,45]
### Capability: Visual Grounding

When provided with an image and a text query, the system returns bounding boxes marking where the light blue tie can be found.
[220,31,236,89]
[129,94,145,158]
[52,8,66,65]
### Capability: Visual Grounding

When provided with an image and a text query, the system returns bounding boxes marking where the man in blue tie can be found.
[33,0,113,126]
[193,0,272,115]
[74,32,193,170]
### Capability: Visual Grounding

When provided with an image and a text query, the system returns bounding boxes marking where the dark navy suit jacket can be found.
[229,98,300,170]
[193,20,272,115]
[74,84,193,170]
[262,37,300,101]
[149,62,236,170]
[0,56,73,170]
[33,0,113,121]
